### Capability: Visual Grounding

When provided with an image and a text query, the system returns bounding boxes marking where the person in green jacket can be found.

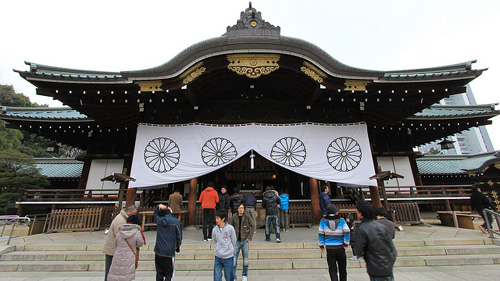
[231,203,255,281]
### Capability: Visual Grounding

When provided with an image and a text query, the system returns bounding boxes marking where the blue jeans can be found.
[265,214,280,241]
[480,209,494,230]
[233,240,249,279]
[214,256,234,281]
[370,274,394,281]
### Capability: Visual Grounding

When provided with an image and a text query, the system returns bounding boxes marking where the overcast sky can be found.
[1,0,499,149]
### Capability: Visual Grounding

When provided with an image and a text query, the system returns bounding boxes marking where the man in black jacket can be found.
[470,185,497,233]
[154,204,182,281]
[354,200,397,281]
[230,188,245,215]
[262,186,281,243]
[218,185,231,219]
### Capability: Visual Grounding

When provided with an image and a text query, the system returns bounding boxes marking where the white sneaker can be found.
[242,276,248,281]
[208,238,212,241]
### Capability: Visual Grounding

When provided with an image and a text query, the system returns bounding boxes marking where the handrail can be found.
[0,215,31,245]
[483,209,500,239]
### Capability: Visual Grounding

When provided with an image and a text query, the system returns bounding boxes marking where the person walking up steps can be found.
[318,204,350,281]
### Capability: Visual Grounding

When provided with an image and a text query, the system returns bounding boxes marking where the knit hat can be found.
[327,204,339,214]
[127,214,141,225]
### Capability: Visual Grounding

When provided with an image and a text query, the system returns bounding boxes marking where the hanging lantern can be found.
[250,150,255,169]
[439,139,455,150]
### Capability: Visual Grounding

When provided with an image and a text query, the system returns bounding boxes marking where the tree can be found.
[0,84,81,157]
[0,85,44,107]
[0,149,50,214]
[0,120,23,150]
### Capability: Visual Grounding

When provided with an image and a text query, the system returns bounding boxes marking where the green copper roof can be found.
[412,105,497,118]
[1,107,88,120]
[34,159,83,178]
[416,158,467,175]
[416,151,500,175]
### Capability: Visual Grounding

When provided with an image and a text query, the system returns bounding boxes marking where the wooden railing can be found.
[20,188,140,202]
[365,185,473,198]
[46,207,102,233]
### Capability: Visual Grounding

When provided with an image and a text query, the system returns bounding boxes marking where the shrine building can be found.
[2,4,499,224]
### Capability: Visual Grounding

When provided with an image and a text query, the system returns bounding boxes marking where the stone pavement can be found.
[0,265,499,281]
[1,219,499,280]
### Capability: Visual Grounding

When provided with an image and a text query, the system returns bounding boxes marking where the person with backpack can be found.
[262,186,281,243]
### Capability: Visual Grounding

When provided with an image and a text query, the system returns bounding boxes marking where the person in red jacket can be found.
[199,182,219,241]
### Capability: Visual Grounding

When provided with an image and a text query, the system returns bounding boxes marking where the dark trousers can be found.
[350,240,357,257]
[326,248,347,281]
[104,254,113,281]
[479,209,494,229]
[203,208,215,240]
[155,254,174,281]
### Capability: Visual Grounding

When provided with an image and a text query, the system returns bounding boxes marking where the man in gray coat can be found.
[103,205,137,281]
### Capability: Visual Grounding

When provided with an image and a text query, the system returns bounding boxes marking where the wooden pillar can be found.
[188,178,198,226]
[125,188,137,208]
[378,179,394,222]
[78,157,92,190]
[309,177,321,224]
[369,186,382,209]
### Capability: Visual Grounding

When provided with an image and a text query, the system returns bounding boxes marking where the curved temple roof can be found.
[14,4,485,85]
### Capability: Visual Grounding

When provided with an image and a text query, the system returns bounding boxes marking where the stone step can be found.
[11,237,493,252]
[3,245,500,262]
[1,254,499,272]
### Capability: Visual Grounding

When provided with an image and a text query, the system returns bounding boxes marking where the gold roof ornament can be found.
[344,80,371,91]
[135,80,163,92]
[301,61,327,83]
[180,62,206,85]
[227,54,280,78]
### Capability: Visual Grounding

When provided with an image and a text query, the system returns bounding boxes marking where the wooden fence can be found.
[40,201,421,233]
[289,203,313,228]
[46,207,102,233]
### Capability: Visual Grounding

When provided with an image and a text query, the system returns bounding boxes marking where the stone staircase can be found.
[1,237,499,272]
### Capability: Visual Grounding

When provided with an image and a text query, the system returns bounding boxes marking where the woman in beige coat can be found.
[107,214,145,281]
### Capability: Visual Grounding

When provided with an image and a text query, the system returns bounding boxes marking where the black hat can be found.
[127,214,141,225]
[327,204,339,214]
[265,186,272,191]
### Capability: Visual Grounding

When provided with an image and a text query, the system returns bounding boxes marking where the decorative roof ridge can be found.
[384,60,482,74]
[1,106,74,112]
[16,61,121,76]
[429,104,498,110]
[417,151,500,161]
[224,2,280,42]
[33,158,82,164]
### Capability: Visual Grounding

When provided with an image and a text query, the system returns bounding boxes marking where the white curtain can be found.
[129,123,376,189]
